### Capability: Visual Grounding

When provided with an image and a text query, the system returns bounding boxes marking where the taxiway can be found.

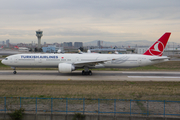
[0,70,180,81]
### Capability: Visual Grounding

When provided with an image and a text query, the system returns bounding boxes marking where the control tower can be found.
[36,29,43,49]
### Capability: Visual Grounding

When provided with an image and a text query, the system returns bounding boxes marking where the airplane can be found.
[114,50,118,54]
[14,46,19,49]
[1,32,171,75]
[78,49,99,54]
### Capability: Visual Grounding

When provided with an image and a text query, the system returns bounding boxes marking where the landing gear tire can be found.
[82,70,85,75]
[11,67,16,74]
[13,71,17,74]
[89,70,92,76]
[82,70,92,75]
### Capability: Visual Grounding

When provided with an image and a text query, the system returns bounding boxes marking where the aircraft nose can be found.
[1,60,4,64]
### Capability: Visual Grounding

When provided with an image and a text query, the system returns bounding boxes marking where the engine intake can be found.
[58,63,75,73]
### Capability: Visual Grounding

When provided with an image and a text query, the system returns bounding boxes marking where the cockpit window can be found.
[5,58,8,60]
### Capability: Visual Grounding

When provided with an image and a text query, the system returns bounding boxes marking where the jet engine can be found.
[58,63,75,73]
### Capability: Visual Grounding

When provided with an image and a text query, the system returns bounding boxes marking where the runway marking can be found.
[123,72,180,74]
[128,76,180,79]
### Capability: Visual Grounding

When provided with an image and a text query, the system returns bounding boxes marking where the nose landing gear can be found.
[13,71,17,74]
[11,67,17,74]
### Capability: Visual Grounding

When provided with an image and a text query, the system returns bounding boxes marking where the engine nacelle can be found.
[58,63,75,73]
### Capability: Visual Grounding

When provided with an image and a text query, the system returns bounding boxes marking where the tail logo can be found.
[143,32,171,56]
[149,41,164,56]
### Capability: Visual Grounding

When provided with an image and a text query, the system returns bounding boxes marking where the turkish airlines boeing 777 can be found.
[1,32,171,75]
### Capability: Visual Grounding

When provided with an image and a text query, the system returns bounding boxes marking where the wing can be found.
[73,59,113,67]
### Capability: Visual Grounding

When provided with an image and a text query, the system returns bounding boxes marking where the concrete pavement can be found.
[0,70,180,81]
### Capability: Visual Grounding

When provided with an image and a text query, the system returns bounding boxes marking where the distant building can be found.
[18,47,29,52]
[31,41,33,46]
[6,39,10,48]
[42,45,56,53]
[74,42,83,48]
[17,43,28,47]
[97,41,103,48]
[63,42,72,47]
[53,42,59,46]
[136,48,148,54]
[42,45,64,53]
[97,41,101,48]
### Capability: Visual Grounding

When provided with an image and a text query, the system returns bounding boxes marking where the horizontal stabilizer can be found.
[150,57,170,61]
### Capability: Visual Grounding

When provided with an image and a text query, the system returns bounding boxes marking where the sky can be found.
[0,0,180,44]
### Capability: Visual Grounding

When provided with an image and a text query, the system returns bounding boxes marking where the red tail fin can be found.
[14,46,19,49]
[143,32,171,56]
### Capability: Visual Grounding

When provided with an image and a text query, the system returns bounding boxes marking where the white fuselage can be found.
[1,53,168,69]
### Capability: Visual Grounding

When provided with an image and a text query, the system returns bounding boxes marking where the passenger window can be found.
[5,58,8,60]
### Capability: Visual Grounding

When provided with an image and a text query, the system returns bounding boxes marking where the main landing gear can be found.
[82,67,92,75]
[82,70,92,75]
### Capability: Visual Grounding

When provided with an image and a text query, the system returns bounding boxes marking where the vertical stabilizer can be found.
[143,32,171,56]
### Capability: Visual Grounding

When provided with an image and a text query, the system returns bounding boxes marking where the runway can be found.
[0,70,180,81]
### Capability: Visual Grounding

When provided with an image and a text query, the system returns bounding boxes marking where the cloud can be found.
[0,0,180,43]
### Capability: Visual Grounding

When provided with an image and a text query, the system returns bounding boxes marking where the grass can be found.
[0,55,8,58]
[135,101,147,114]
[0,81,180,101]
[1,60,180,71]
